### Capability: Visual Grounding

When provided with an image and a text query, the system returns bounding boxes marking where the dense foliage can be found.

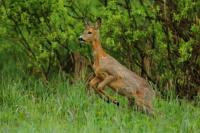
[0,0,199,99]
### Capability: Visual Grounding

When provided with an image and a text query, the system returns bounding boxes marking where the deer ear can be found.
[84,19,92,27]
[84,19,89,27]
[95,17,101,29]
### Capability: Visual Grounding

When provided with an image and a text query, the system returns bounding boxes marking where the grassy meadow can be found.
[0,61,200,133]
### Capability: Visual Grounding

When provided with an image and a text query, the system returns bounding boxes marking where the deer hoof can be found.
[115,101,119,106]
[106,99,110,103]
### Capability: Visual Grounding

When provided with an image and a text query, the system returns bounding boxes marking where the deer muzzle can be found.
[79,36,85,43]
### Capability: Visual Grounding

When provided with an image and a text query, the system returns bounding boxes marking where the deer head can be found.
[79,17,101,44]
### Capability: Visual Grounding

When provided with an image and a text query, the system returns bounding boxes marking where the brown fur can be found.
[79,18,155,115]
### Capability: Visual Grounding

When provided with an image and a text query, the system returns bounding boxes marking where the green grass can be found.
[0,62,199,133]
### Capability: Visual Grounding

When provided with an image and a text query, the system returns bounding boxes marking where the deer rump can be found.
[94,55,154,99]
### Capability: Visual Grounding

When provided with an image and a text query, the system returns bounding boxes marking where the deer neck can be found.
[92,39,106,66]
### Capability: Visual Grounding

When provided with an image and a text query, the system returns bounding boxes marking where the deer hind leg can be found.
[127,97,135,109]
[134,90,154,116]
[136,99,154,116]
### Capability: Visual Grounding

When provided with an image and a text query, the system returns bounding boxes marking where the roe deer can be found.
[79,17,155,115]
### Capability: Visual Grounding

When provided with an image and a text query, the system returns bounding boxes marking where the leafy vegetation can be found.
[1,0,199,99]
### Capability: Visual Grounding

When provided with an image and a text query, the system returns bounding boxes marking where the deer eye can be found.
[88,31,92,34]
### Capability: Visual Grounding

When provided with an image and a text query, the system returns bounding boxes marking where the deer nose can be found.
[79,36,85,42]
[78,36,82,41]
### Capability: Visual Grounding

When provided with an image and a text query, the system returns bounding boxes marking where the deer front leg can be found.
[89,76,101,94]
[89,76,119,106]
[97,75,116,89]
[97,74,119,105]
[98,89,119,106]
[89,76,108,100]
